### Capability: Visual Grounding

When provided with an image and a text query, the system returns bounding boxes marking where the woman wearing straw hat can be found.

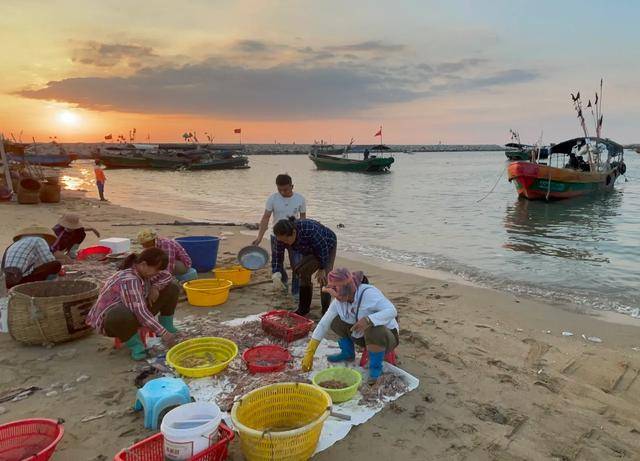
[137,229,197,283]
[2,226,62,289]
[51,213,101,258]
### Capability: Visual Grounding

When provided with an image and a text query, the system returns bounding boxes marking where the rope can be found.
[476,163,508,203]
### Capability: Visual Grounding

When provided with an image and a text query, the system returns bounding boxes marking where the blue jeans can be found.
[96,181,105,200]
[271,235,301,296]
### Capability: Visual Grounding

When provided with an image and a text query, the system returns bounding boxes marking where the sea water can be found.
[63,150,640,315]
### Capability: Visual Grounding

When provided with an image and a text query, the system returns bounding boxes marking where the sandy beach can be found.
[2,193,640,460]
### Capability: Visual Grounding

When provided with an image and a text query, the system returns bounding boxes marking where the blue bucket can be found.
[175,236,220,273]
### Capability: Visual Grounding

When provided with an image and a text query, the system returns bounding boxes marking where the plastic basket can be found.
[213,266,252,286]
[260,310,314,343]
[77,245,112,261]
[312,367,362,403]
[0,418,64,461]
[242,345,292,373]
[166,337,238,378]
[114,422,234,461]
[231,383,331,461]
[183,279,232,307]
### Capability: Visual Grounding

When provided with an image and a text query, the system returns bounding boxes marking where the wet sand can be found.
[1,193,640,460]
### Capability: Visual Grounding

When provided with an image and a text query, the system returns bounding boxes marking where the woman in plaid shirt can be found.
[272,217,337,317]
[86,247,180,360]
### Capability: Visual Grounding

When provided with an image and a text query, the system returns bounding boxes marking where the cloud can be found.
[436,58,488,73]
[71,42,157,68]
[17,38,540,119]
[233,39,270,54]
[325,40,405,53]
[432,69,539,92]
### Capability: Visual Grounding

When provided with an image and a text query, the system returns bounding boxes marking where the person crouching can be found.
[86,247,180,360]
[301,268,399,383]
[137,229,197,283]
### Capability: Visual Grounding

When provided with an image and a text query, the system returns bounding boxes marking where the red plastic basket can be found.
[242,345,292,373]
[114,422,234,461]
[0,418,64,461]
[260,310,314,342]
[77,245,112,261]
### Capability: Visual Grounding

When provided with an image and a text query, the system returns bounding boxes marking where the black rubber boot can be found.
[321,291,331,315]
[294,286,312,316]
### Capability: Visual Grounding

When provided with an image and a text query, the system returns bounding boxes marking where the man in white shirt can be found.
[253,174,306,296]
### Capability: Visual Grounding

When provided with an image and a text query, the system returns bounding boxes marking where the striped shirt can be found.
[272,219,337,273]
[155,237,192,273]
[86,267,173,335]
[2,237,56,276]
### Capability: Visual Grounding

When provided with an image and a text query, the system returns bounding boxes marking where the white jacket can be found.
[311,284,399,340]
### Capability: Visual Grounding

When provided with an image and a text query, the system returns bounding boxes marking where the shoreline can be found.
[78,186,640,329]
[2,195,640,459]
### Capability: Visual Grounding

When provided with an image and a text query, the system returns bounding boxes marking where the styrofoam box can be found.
[100,237,131,254]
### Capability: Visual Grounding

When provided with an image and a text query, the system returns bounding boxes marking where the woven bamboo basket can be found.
[17,178,41,205]
[8,280,99,345]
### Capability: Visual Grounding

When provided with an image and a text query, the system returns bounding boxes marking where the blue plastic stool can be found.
[134,377,191,429]
[176,267,198,283]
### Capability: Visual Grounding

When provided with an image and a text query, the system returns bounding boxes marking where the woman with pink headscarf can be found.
[301,268,399,383]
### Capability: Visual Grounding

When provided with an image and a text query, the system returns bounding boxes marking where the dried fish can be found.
[359,374,408,408]
[317,379,348,389]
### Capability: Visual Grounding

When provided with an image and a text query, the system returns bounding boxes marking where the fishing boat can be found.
[309,142,347,156]
[142,149,200,169]
[508,138,625,200]
[508,82,626,201]
[4,141,74,167]
[98,144,155,168]
[187,154,249,170]
[309,143,394,172]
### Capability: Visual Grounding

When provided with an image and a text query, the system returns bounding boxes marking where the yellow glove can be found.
[301,339,320,372]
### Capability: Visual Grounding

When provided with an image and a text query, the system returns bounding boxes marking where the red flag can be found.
[234,128,242,134]
[104,134,112,140]
[374,128,382,137]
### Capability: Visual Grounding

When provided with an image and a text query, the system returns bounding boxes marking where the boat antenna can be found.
[587,99,598,134]
[597,78,604,138]
[570,91,589,137]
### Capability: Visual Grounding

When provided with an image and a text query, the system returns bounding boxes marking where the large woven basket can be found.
[231,382,331,461]
[8,280,99,345]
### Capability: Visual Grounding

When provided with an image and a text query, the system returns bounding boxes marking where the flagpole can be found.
[380,125,383,146]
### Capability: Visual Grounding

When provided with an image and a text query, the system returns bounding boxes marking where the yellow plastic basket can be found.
[231,383,331,461]
[213,265,252,286]
[183,278,232,307]
[312,367,362,403]
[166,337,238,378]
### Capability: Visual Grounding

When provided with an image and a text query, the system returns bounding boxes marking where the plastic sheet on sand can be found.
[188,313,419,454]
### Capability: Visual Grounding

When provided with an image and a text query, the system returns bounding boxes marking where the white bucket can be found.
[161,402,222,461]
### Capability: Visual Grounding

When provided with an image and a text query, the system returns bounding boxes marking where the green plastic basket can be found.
[312,367,362,403]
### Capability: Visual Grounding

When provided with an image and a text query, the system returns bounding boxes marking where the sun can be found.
[56,110,80,126]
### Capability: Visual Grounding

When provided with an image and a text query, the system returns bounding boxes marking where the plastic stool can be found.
[360,349,398,367]
[134,377,191,430]
[114,327,154,349]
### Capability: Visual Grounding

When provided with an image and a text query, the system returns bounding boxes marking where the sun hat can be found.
[58,213,84,230]
[137,228,157,244]
[13,225,57,246]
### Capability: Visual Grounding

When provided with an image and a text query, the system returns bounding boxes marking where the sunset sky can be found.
[1,0,639,144]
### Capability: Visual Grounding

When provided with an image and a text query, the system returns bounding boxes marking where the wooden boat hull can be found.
[309,154,394,172]
[100,154,150,169]
[508,161,621,200]
[188,157,249,170]
[505,150,530,161]
[7,154,73,167]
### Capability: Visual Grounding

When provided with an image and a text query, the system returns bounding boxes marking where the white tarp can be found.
[187,313,419,454]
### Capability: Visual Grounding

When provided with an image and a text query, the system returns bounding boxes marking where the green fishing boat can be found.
[309,153,394,172]
[309,144,394,172]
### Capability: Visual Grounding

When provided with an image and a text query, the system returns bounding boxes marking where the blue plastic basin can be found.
[175,236,220,273]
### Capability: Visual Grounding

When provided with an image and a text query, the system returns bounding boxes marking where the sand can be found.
[1,193,640,460]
